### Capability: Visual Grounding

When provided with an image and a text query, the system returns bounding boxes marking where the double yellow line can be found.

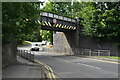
[34,60,60,80]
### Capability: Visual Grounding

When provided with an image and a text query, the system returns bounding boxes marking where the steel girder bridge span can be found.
[38,12,79,32]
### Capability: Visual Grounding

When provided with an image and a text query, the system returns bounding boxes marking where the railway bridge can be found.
[38,12,118,56]
[38,12,83,54]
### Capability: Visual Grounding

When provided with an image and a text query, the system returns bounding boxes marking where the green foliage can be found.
[2,2,42,44]
[22,41,32,45]
[40,30,53,44]
[42,2,120,45]
[80,2,120,45]
[42,2,74,18]
[93,56,120,60]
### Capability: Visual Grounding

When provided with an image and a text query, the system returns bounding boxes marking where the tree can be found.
[94,2,120,45]
[2,2,42,44]
[42,2,72,17]
[42,2,120,45]
[70,2,120,45]
[39,30,52,44]
[80,2,120,45]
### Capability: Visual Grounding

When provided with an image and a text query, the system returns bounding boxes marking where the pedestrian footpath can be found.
[2,56,42,79]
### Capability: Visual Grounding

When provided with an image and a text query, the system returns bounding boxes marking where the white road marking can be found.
[56,58,100,69]
[57,58,101,69]
[77,63,101,69]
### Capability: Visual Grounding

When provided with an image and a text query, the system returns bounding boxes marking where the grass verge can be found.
[22,41,32,45]
[91,56,120,60]
[17,41,32,47]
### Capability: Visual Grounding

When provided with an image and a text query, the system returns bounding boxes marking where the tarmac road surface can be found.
[34,52,119,79]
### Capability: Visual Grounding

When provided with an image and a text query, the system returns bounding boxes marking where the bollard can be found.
[24,50,25,58]
[19,50,21,56]
[24,50,26,59]
[26,50,28,60]
[32,54,34,62]
[32,52,34,62]
[29,52,32,61]
[31,51,34,62]
[21,50,23,57]
[21,50,22,57]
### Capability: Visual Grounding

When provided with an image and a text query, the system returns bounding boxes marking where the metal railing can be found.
[64,48,111,58]
[17,49,35,62]
[81,49,110,57]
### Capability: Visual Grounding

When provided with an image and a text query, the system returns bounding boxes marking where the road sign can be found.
[53,19,57,24]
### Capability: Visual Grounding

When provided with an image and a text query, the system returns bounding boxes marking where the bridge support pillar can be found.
[52,18,82,55]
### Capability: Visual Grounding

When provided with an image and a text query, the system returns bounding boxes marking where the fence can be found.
[17,49,35,62]
[81,49,110,57]
[58,48,110,57]
[70,48,111,59]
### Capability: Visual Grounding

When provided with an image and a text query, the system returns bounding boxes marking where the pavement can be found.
[2,56,42,79]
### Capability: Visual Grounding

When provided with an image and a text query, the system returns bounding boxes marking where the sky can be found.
[39,0,49,9]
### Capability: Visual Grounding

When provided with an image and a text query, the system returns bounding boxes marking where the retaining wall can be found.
[2,42,17,67]
[53,32,119,56]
